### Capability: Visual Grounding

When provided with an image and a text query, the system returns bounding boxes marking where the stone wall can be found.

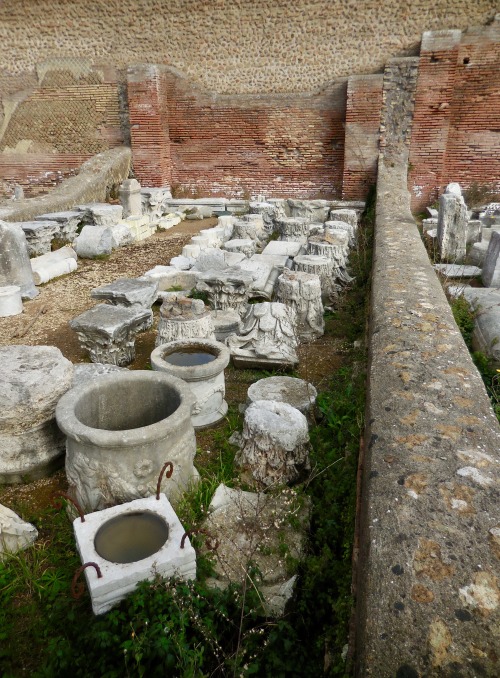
[342,75,384,199]
[128,67,346,198]
[0,61,125,198]
[409,20,500,210]
[0,1,496,94]
[356,55,500,673]
[0,147,131,222]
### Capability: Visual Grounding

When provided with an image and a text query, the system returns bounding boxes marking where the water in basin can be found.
[94,512,169,564]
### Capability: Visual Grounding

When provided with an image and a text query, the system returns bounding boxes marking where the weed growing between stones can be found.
[0,198,373,677]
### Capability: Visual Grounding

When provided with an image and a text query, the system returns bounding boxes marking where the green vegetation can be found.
[450,295,475,349]
[0,193,374,677]
[450,295,500,423]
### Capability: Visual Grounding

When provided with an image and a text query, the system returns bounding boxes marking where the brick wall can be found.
[0,154,88,198]
[128,68,347,198]
[409,23,500,210]
[0,63,124,198]
[342,75,383,200]
[127,65,171,188]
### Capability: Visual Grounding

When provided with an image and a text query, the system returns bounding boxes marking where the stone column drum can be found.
[277,269,324,341]
[156,297,215,346]
[56,371,198,512]
[151,339,230,429]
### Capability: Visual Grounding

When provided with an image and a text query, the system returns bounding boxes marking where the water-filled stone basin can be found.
[151,339,230,429]
[94,511,169,564]
[56,370,198,512]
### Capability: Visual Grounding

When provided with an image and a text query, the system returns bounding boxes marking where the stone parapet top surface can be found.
[356,154,500,676]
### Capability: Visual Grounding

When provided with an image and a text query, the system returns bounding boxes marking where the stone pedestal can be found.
[235,400,311,487]
[0,346,73,483]
[69,304,153,365]
[277,269,324,341]
[437,192,468,263]
[119,178,142,218]
[227,302,299,369]
[156,297,215,346]
[0,221,38,299]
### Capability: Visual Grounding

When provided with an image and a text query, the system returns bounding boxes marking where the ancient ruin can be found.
[1,2,499,675]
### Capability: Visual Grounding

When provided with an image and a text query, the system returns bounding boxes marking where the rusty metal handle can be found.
[181,529,220,551]
[52,491,86,522]
[71,562,103,599]
[156,461,174,500]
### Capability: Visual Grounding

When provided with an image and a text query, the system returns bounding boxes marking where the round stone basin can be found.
[56,371,198,512]
[151,339,231,429]
[94,511,169,564]
[73,374,182,431]
[164,349,217,367]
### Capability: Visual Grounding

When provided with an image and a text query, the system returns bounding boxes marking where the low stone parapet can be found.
[356,154,500,676]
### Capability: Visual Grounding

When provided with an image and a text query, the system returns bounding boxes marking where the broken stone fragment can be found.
[91,277,159,308]
[19,220,59,256]
[227,301,299,369]
[202,483,310,616]
[0,504,38,560]
[276,268,324,341]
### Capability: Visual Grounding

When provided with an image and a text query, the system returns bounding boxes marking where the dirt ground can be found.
[0,219,217,364]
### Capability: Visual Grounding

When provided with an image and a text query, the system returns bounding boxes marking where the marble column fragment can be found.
[70,304,153,366]
[235,400,311,488]
[196,268,254,316]
[308,231,352,285]
[276,268,324,341]
[227,302,299,369]
[293,254,339,303]
[156,297,215,346]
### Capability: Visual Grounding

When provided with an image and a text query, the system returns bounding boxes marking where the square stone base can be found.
[73,494,196,615]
